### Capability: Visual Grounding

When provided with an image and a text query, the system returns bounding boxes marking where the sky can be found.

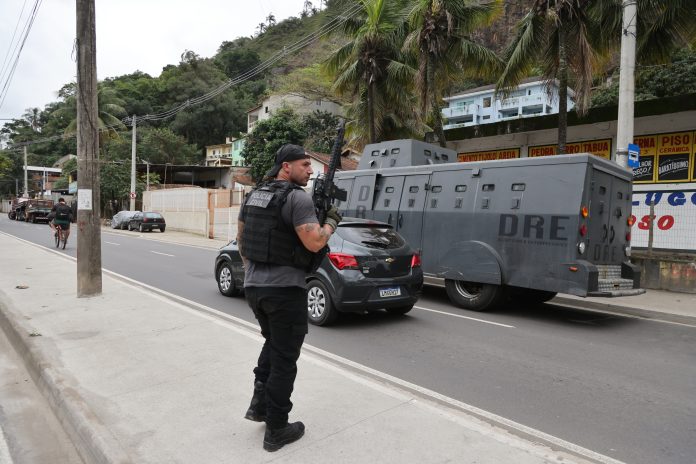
[0,0,311,121]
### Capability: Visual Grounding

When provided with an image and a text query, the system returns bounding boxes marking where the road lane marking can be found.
[414,305,515,328]
[105,241,120,246]
[150,251,174,257]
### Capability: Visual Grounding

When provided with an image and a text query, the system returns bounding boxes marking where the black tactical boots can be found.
[263,421,305,452]
[244,380,266,422]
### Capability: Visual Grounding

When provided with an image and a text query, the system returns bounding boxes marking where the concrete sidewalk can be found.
[0,236,621,463]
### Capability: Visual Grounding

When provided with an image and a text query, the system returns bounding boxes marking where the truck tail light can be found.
[627,216,635,226]
[626,232,631,241]
[411,253,421,268]
[579,224,587,236]
[581,206,589,218]
[328,253,359,270]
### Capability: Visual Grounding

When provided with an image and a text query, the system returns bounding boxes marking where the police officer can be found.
[237,144,342,452]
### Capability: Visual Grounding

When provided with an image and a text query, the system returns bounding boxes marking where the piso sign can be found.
[632,131,695,183]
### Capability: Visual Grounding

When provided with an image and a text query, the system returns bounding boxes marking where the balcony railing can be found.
[442,104,479,119]
[500,94,545,109]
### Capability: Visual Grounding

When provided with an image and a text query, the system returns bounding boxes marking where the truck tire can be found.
[507,287,558,305]
[445,279,505,312]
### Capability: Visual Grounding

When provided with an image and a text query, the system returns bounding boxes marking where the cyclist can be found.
[48,197,73,243]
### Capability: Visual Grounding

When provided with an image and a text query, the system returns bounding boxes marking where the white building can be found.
[247,94,343,134]
[442,78,575,130]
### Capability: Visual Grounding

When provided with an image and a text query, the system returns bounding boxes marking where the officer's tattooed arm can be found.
[237,220,248,267]
[295,222,333,253]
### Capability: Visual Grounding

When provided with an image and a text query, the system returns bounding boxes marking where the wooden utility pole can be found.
[76,0,102,296]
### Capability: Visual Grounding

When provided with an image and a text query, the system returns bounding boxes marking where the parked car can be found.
[111,210,140,229]
[214,217,424,326]
[127,212,166,232]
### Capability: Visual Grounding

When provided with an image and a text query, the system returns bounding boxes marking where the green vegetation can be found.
[1,0,695,192]
[241,107,340,182]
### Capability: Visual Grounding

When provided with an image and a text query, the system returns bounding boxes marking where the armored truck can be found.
[334,140,644,311]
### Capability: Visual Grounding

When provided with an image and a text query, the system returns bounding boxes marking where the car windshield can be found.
[336,225,405,249]
[144,212,162,218]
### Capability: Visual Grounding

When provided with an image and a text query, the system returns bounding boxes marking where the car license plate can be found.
[379,287,401,298]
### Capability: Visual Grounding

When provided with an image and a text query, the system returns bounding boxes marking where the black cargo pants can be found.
[245,286,308,429]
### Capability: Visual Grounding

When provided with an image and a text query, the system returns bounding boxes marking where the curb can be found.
[101,227,224,250]
[551,296,696,326]
[0,291,133,464]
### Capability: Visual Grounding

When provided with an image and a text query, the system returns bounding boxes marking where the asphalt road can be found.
[2,216,695,464]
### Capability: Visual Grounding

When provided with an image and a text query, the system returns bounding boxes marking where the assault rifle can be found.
[313,121,348,225]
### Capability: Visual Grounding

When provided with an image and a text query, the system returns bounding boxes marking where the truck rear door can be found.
[587,168,629,264]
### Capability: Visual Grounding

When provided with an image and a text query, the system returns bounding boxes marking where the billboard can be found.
[632,131,695,183]
[630,186,696,252]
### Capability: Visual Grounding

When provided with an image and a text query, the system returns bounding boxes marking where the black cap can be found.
[266,144,308,178]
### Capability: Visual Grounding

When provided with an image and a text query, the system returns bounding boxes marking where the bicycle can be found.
[54,224,68,249]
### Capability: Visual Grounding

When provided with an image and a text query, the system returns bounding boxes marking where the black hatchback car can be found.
[214,217,423,326]
[128,212,166,232]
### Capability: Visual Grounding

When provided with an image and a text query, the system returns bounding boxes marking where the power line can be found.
[0,0,30,80]
[0,0,43,112]
[6,2,363,150]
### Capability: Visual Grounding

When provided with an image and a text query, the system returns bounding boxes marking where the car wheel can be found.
[386,305,413,315]
[217,263,237,297]
[306,280,338,326]
[444,279,505,312]
[159,226,165,232]
[139,223,144,233]
[507,287,557,305]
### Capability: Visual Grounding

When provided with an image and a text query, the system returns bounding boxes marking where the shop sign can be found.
[457,148,520,163]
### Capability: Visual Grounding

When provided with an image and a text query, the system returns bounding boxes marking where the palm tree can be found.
[594,0,696,63]
[404,0,502,147]
[54,85,127,145]
[495,0,602,154]
[324,0,417,144]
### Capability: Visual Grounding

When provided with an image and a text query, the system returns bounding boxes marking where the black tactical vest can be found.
[240,181,316,271]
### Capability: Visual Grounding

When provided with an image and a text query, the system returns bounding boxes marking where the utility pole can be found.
[615,0,637,169]
[23,146,28,197]
[130,115,136,210]
[76,0,102,297]
[146,160,150,191]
